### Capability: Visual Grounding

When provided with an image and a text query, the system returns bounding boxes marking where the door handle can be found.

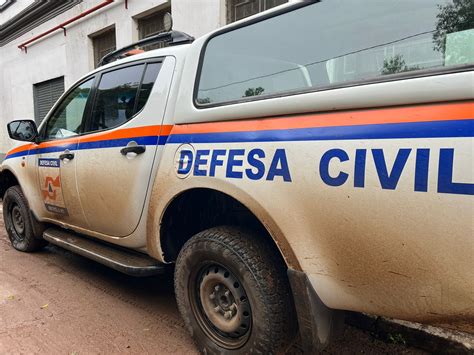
[59,152,74,161]
[120,145,146,156]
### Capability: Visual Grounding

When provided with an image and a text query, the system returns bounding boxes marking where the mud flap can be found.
[287,269,344,352]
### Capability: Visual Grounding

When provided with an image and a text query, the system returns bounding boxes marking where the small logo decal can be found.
[38,158,68,215]
[174,144,195,179]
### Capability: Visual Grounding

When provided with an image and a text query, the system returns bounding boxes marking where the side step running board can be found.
[43,228,167,277]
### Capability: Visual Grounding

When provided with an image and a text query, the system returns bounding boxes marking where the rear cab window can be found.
[196,0,474,106]
[88,62,162,132]
[39,61,162,141]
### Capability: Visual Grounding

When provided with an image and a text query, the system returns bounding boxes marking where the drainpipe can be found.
[18,0,117,53]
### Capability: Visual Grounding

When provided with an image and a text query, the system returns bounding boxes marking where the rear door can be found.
[74,57,174,237]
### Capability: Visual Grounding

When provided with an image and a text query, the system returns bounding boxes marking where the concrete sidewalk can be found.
[346,312,473,354]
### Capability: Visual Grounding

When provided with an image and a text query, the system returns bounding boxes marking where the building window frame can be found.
[33,76,65,125]
[135,3,172,50]
[90,25,117,69]
[226,0,288,24]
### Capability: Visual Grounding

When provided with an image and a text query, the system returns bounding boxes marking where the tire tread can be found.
[175,226,295,354]
[3,186,47,252]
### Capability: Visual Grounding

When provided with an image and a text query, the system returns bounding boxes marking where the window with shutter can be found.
[92,27,116,68]
[226,0,287,23]
[33,76,65,124]
[137,6,171,50]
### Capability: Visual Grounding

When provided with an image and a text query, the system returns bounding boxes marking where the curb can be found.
[346,312,474,354]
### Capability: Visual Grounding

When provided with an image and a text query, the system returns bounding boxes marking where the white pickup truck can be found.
[1,1,473,353]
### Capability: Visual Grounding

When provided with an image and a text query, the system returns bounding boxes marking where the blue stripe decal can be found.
[4,119,473,160]
[31,143,78,155]
[4,136,162,160]
[166,119,474,144]
[158,135,169,146]
[6,143,78,160]
[77,136,159,150]
[5,151,29,160]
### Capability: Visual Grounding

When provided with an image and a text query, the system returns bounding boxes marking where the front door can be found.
[74,59,172,237]
[35,77,95,226]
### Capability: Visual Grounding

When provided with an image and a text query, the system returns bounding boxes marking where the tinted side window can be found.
[89,65,144,131]
[197,0,474,106]
[44,78,94,140]
[136,63,162,113]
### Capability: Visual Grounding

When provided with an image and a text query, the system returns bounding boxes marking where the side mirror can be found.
[7,120,39,143]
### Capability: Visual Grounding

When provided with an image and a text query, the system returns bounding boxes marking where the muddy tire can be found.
[175,226,296,354]
[3,186,47,252]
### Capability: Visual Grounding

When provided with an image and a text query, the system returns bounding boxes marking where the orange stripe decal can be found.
[171,101,474,135]
[4,101,473,159]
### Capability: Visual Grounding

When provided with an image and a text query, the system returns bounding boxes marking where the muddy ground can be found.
[0,207,428,354]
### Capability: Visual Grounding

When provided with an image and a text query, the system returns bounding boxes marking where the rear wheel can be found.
[3,186,47,252]
[175,226,296,354]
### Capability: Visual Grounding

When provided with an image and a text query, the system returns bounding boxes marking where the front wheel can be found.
[3,185,47,252]
[175,226,296,354]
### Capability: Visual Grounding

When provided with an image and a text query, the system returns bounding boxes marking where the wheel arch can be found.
[0,168,20,199]
[158,187,301,271]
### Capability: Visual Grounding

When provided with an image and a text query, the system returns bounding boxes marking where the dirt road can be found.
[0,207,426,354]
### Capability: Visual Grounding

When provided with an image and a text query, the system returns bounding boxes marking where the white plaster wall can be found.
[0,0,292,156]
[0,0,201,156]
[172,0,223,38]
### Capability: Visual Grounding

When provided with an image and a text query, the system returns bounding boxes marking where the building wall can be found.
[0,0,295,159]
[173,0,225,38]
[0,0,224,158]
